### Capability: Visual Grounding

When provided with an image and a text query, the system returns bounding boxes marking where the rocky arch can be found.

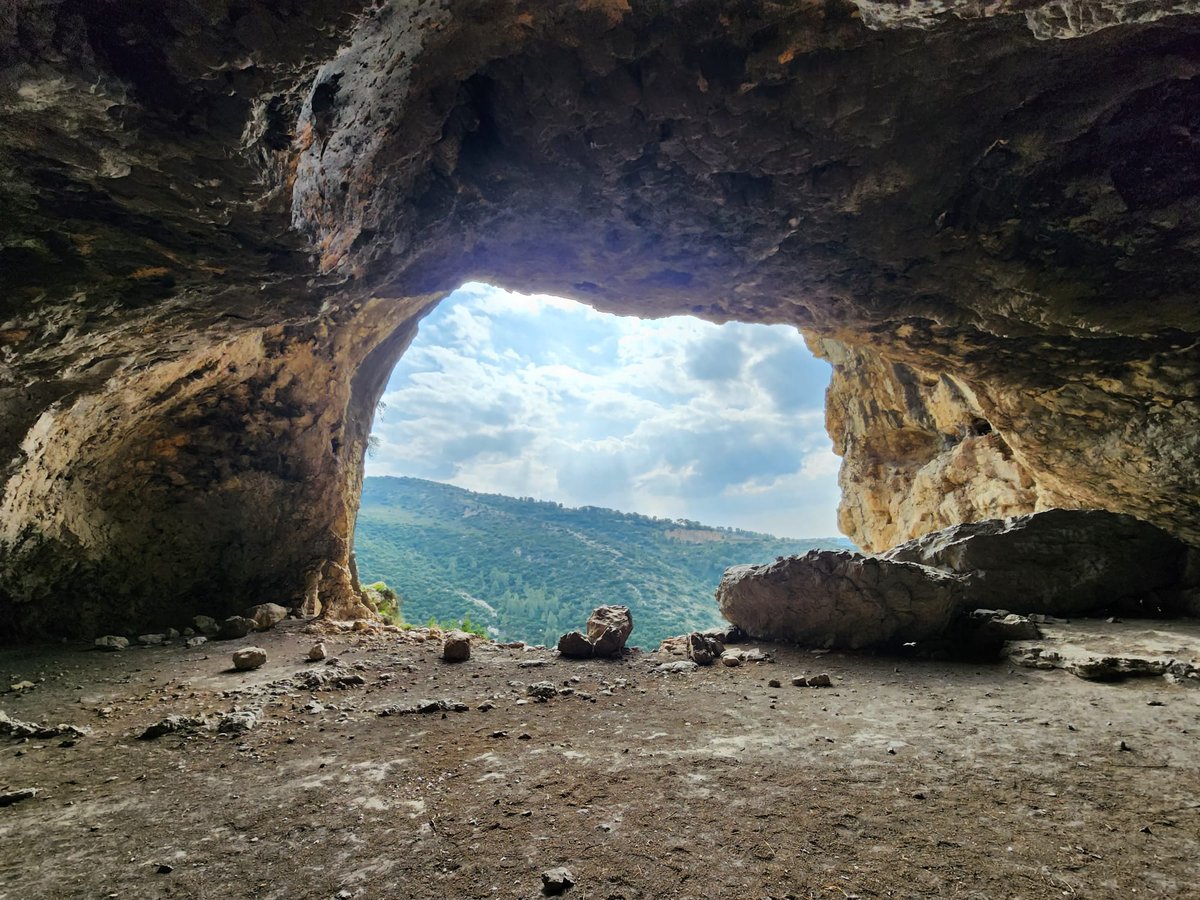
[2,1,1199,636]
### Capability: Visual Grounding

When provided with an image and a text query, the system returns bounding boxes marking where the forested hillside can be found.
[354,476,855,647]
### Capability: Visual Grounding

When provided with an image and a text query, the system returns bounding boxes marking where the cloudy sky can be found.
[365,282,843,538]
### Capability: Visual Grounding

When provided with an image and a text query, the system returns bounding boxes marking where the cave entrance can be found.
[354,282,844,647]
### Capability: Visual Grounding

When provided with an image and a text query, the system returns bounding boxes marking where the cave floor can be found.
[1,622,1198,899]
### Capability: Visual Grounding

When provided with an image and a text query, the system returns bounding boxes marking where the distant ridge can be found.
[354,476,855,647]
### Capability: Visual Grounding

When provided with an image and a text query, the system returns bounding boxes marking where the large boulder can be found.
[244,603,289,632]
[718,551,967,650]
[557,631,594,659]
[883,509,1190,616]
[586,605,633,656]
[441,630,471,663]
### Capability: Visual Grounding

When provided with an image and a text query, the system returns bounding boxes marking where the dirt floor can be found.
[1,620,1198,899]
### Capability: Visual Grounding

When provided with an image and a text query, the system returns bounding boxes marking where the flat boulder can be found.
[717,551,967,650]
[94,635,129,652]
[883,509,1190,616]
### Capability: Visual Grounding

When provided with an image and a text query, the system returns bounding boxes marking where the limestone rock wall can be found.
[2,0,1200,634]
[815,337,1076,552]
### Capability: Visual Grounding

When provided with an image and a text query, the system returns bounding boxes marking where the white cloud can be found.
[366,283,842,537]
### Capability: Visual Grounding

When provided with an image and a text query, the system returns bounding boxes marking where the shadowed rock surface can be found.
[719,509,1194,649]
[884,508,1191,616]
[3,1,1200,633]
[718,551,968,649]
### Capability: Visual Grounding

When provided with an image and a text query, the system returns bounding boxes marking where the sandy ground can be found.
[1,621,1198,899]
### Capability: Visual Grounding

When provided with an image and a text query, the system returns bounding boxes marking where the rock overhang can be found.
[1,1,1198,635]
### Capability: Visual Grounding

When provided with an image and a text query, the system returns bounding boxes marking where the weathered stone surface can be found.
[586,606,634,657]
[556,631,594,660]
[718,552,968,650]
[442,630,471,663]
[307,642,328,662]
[686,632,724,666]
[244,603,289,632]
[884,509,1190,616]
[139,714,206,740]
[232,647,268,672]
[2,3,1199,635]
[94,636,129,652]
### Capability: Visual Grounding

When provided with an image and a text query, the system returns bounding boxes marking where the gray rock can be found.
[808,673,833,687]
[218,616,255,640]
[442,630,471,662]
[656,660,698,674]
[0,788,38,807]
[184,636,207,648]
[1,710,88,740]
[377,699,468,716]
[587,605,633,656]
[243,602,288,631]
[557,631,594,659]
[541,867,575,896]
[307,642,327,661]
[94,635,129,652]
[720,653,742,667]
[217,709,259,733]
[192,615,220,637]
[883,509,1190,616]
[232,646,267,671]
[718,551,968,650]
[968,609,1041,642]
[137,633,166,646]
[139,714,205,740]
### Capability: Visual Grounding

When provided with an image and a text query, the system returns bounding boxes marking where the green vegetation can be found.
[426,615,489,638]
[354,476,854,648]
[364,581,402,625]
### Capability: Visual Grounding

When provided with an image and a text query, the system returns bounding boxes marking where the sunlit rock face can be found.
[2,0,1199,634]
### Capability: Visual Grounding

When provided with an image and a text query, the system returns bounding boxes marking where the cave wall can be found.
[2,0,1199,634]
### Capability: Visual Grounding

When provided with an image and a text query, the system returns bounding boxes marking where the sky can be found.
[365,282,843,538]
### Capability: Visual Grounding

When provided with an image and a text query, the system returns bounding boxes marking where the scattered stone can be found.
[232,646,268,671]
[139,714,206,740]
[517,659,548,668]
[808,673,833,687]
[767,678,782,688]
[686,631,724,666]
[165,628,180,640]
[307,642,328,661]
[137,633,167,646]
[527,681,558,699]
[184,636,207,649]
[217,709,259,733]
[541,866,575,895]
[94,635,129,652]
[8,680,34,693]
[1,710,88,740]
[156,864,174,875]
[376,699,468,716]
[192,615,220,637]
[477,701,495,712]
[218,616,256,640]
[244,602,289,631]
[720,653,742,667]
[791,675,808,687]
[0,788,37,807]
[442,630,472,663]
[656,660,698,674]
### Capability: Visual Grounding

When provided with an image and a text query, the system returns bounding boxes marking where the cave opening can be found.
[353,282,845,647]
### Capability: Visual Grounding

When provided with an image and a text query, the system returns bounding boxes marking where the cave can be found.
[3,1,1200,639]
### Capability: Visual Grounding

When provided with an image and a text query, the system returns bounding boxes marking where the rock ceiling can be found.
[1,0,1198,633]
